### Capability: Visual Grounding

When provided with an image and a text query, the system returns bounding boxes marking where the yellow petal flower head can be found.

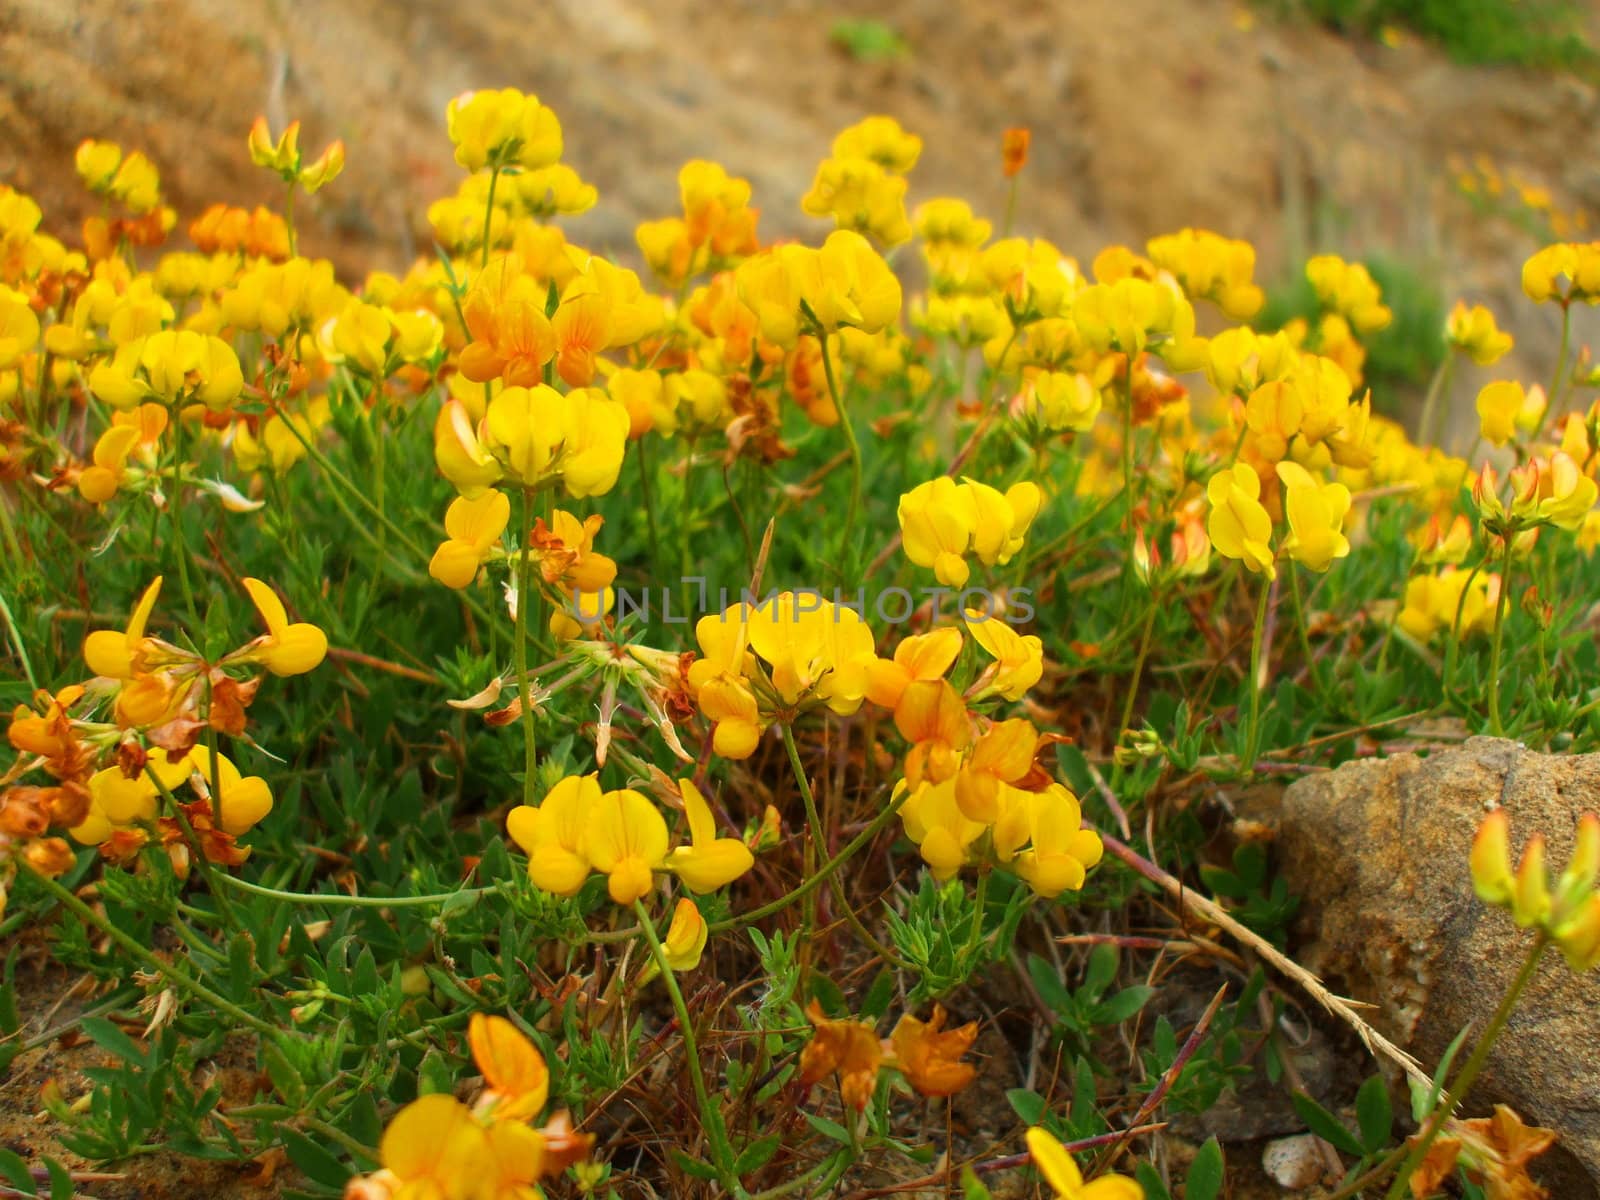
[459,254,557,388]
[468,1013,550,1121]
[889,1004,979,1098]
[84,577,164,680]
[430,491,511,589]
[1306,254,1391,333]
[898,477,1040,587]
[1514,451,1599,532]
[895,680,973,788]
[831,115,923,174]
[580,787,669,905]
[664,778,755,893]
[953,718,1038,824]
[735,246,805,349]
[1072,275,1198,363]
[186,744,275,835]
[239,578,329,676]
[865,627,964,710]
[509,162,599,218]
[1446,301,1513,365]
[297,139,345,195]
[801,156,912,249]
[446,88,563,173]
[1275,461,1351,572]
[248,117,302,176]
[481,384,626,496]
[807,229,904,333]
[89,330,243,412]
[506,773,599,897]
[1519,241,1600,304]
[1022,370,1103,434]
[1473,810,1600,973]
[1026,1126,1143,1200]
[1206,463,1276,578]
[679,159,760,259]
[1012,784,1103,899]
[898,777,985,879]
[687,607,766,759]
[107,151,163,214]
[965,614,1044,703]
[0,286,39,371]
[743,592,877,715]
[75,139,123,191]
[1476,380,1529,447]
[799,999,884,1113]
[1146,228,1263,320]
[660,897,710,972]
[377,1093,490,1200]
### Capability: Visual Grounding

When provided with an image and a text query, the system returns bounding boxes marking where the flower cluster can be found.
[344,1014,592,1200]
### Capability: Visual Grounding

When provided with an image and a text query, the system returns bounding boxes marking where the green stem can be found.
[215,872,507,908]
[780,723,910,971]
[27,869,278,1038]
[1486,531,1517,736]
[283,183,298,258]
[1551,301,1572,409]
[149,763,240,928]
[1442,556,1487,702]
[515,488,539,802]
[965,867,990,969]
[1242,571,1273,774]
[168,411,201,628]
[632,899,739,1191]
[481,167,501,270]
[1116,602,1158,754]
[1383,935,1548,1200]
[816,329,861,577]
[1287,565,1326,698]
[0,584,37,691]
[636,436,662,585]
[709,787,907,934]
[1415,353,1454,449]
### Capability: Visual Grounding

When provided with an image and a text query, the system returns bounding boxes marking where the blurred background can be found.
[7,0,1600,441]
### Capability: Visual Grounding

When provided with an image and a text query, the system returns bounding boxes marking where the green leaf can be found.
[960,1166,995,1199]
[861,968,896,1021]
[281,1130,350,1190]
[1096,985,1154,1024]
[1082,943,1119,999]
[1185,1137,1224,1200]
[1413,1025,1471,1123]
[803,1112,853,1144]
[46,1158,73,1200]
[418,1048,458,1098]
[670,1151,721,1182]
[80,1016,145,1066]
[0,1149,34,1197]
[1356,1075,1393,1153]
[1026,954,1072,1014]
[1291,1092,1364,1158]
[1005,1087,1046,1126]
[1134,1160,1171,1200]
[734,1134,781,1176]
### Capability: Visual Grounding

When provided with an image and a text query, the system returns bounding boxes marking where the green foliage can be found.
[828,19,911,62]
[1200,842,1300,948]
[1263,0,1598,69]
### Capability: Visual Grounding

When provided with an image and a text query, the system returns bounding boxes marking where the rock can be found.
[1262,1134,1324,1189]
[1277,736,1600,1195]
